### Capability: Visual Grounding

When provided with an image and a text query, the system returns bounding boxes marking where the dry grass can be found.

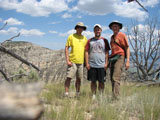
[40,81,160,120]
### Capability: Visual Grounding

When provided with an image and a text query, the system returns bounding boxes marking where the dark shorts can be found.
[87,67,106,82]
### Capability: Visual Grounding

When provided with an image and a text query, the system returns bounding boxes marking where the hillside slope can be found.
[0,41,66,82]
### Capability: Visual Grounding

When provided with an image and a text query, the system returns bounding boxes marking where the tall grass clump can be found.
[27,68,39,81]
[40,81,160,120]
[137,87,160,120]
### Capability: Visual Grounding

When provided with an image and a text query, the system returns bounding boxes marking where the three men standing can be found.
[64,21,130,100]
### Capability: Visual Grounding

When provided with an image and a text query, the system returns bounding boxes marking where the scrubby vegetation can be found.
[40,81,160,120]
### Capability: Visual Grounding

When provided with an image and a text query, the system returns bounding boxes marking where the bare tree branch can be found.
[0,69,10,82]
[1,33,20,45]
[8,73,27,80]
[0,22,7,30]
[0,45,40,72]
[127,17,160,80]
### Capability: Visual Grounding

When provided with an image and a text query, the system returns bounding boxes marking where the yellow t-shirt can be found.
[66,33,87,64]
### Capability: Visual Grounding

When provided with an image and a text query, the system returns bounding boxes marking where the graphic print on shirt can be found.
[92,41,103,53]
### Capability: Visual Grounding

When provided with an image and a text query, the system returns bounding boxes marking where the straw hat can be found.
[75,22,87,30]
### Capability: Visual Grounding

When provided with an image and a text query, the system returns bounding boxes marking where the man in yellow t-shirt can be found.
[64,22,87,97]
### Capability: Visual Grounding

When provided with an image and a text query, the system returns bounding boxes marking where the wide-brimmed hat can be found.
[109,21,123,29]
[75,22,87,30]
[94,24,102,30]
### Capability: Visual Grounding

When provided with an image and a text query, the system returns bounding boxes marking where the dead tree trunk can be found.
[0,45,40,72]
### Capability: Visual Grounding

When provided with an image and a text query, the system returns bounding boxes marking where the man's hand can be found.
[86,63,90,70]
[125,61,130,70]
[104,63,108,70]
[67,61,72,66]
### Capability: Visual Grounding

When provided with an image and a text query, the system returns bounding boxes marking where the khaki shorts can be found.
[66,63,83,79]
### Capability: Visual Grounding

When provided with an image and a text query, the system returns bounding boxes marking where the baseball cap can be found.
[94,24,102,29]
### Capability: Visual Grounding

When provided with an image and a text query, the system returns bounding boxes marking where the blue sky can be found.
[0,0,159,50]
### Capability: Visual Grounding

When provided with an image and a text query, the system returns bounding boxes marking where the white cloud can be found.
[0,0,69,17]
[0,0,157,21]
[62,13,72,18]
[0,27,45,36]
[50,21,60,24]
[77,15,82,18]
[49,30,58,34]
[4,18,24,25]
[77,0,114,15]
[58,29,93,39]
[102,32,112,40]
[132,24,159,37]
[135,24,147,31]
[0,27,18,35]
[101,25,108,31]
[143,0,159,7]
[114,1,148,21]
[83,30,94,39]
[76,0,151,21]
[70,6,79,12]
[59,29,75,37]
[20,29,45,36]
[66,0,75,3]
[57,25,108,39]
[130,24,152,35]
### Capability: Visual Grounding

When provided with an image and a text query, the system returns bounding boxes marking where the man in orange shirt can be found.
[109,21,130,100]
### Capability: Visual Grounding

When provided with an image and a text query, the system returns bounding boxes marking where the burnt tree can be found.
[127,18,160,81]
